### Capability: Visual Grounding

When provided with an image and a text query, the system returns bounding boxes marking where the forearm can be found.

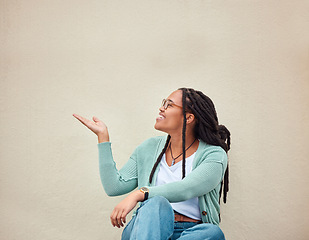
[98,142,138,196]
[99,160,137,196]
[147,162,224,202]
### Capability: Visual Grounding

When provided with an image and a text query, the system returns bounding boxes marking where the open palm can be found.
[73,114,107,135]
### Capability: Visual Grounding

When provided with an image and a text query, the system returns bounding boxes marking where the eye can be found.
[167,103,173,108]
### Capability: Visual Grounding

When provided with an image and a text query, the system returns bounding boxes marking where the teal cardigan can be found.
[98,135,228,225]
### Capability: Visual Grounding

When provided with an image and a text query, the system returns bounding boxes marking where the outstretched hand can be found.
[72,114,109,142]
[110,190,144,228]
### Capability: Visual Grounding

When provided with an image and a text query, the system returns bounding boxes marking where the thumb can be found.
[92,116,100,122]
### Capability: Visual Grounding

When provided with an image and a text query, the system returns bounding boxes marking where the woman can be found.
[73,88,231,240]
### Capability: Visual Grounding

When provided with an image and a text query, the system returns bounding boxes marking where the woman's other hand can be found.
[72,114,109,143]
[110,190,144,228]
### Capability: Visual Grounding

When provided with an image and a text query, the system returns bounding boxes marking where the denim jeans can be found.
[121,196,226,240]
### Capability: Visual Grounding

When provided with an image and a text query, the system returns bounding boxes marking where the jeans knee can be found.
[124,196,174,240]
[147,196,169,207]
[150,195,169,204]
[142,196,172,212]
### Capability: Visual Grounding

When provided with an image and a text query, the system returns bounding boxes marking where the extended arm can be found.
[98,142,138,196]
[72,114,138,196]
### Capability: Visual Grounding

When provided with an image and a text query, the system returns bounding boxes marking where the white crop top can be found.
[155,152,201,220]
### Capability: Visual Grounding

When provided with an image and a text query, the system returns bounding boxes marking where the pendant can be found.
[171,159,175,166]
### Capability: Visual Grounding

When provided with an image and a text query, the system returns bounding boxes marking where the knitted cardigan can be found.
[98,135,228,225]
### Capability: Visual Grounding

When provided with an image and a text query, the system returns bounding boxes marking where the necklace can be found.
[169,138,197,166]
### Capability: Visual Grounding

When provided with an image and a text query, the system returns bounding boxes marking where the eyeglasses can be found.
[161,99,182,110]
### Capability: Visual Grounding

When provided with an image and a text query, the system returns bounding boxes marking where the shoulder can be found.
[135,135,167,152]
[196,141,228,165]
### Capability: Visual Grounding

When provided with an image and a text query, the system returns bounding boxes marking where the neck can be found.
[169,131,196,150]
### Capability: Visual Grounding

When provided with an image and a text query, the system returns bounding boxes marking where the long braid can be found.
[149,135,171,184]
[149,90,188,182]
[181,89,187,179]
[219,125,230,203]
[178,88,231,207]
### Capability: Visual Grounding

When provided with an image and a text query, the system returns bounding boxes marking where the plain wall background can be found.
[1,1,309,239]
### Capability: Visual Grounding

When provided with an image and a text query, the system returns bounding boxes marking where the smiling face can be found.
[155,90,193,135]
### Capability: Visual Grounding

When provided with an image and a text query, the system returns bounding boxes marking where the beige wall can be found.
[1,1,309,239]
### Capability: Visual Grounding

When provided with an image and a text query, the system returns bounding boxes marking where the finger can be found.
[110,208,117,227]
[111,209,120,228]
[121,211,127,224]
[73,114,88,124]
[116,210,125,227]
[73,114,93,127]
[92,116,101,122]
[73,113,83,120]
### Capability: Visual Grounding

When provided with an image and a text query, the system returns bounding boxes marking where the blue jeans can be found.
[121,196,226,240]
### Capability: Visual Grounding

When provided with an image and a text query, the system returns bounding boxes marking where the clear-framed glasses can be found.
[161,99,182,110]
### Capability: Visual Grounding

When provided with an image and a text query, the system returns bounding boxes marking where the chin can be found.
[154,122,167,133]
[154,122,161,131]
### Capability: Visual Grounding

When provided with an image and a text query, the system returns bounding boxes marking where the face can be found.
[154,90,185,134]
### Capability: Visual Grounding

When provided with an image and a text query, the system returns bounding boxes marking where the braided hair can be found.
[149,88,231,208]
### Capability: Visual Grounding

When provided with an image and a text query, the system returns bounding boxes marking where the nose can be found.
[159,106,165,112]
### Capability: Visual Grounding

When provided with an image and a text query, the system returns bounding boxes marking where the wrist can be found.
[134,190,145,202]
[97,131,109,143]
[139,187,149,202]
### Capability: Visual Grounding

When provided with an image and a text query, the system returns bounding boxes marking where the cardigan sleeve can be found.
[146,147,227,202]
[98,142,138,196]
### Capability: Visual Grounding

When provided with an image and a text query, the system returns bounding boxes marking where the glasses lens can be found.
[161,99,166,109]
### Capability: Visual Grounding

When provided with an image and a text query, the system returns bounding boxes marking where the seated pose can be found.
[73,87,231,240]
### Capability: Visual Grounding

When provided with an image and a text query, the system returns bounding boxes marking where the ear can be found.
[186,113,195,124]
